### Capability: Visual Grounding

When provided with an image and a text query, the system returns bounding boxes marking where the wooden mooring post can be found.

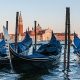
[6,21,8,31]
[67,7,70,71]
[63,7,68,72]
[34,21,37,51]
[15,12,19,52]
[63,7,71,73]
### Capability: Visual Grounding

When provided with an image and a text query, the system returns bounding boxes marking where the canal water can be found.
[0,45,80,80]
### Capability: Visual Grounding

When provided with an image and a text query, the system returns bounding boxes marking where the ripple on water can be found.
[0,46,80,80]
[0,71,19,80]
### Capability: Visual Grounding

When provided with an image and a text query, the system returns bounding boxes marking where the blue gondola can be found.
[73,32,80,58]
[35,31,62,65]
[0,26,11,68]
[9,30,55,72]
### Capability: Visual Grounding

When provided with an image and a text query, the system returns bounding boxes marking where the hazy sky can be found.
[0,0,80,34]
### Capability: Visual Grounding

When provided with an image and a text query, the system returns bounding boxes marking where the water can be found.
[0,46,80,80]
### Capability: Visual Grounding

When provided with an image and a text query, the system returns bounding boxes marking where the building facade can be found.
[0,12,74,41]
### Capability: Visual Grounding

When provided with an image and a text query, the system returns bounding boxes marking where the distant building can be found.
[28,23,52,41]
[0,12,74,41]
[9,34,15,42]
[42,28,52,41]
[54,33,74,41]
[0,33,3,39]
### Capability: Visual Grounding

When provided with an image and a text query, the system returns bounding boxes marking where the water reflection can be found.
[18,69,49,80]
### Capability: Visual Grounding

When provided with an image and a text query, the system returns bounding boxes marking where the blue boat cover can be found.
[74,33,80,49]
[37,31,62,54]
[21,30,32,47]
[49,31,61,49]
[73,32,80,54]
[0,39,7,57]
[10,30,32,53]
[15,52,48,59]
[0,39,6,47]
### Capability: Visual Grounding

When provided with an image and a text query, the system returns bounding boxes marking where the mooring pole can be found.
[15,12,19,52]
[63,7,71,73]
[6,21,8,31]
[63,7,68,72]
[34,21,37,51]
[67,7,70,71]
[64,13,67,71]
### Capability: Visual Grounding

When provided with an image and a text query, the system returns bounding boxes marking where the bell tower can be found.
[18,11,23,35]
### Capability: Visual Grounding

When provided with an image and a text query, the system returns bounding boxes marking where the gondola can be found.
[35,31,62,65]
[6,12,53,73]
[0,26,10,57]
[73,32,80,60]
[10,46,54,72]
[9,30,55,73]
[0,26,11,68]
[0,39,9,68]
